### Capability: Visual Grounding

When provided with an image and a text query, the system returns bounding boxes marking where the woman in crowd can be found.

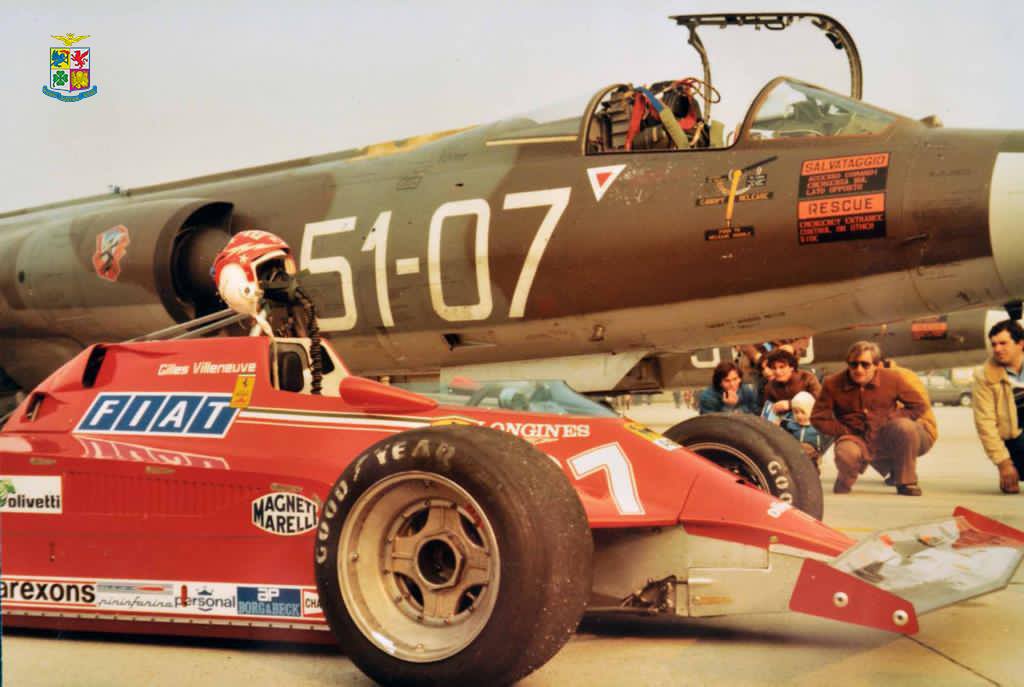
[699,361,759,415]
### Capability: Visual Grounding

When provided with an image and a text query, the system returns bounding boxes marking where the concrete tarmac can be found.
[3,406,1021,686]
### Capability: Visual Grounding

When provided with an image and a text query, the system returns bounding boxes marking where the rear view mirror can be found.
[279,351,305,392]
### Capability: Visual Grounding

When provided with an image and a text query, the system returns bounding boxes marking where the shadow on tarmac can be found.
[577,612,890,650]
[1,626,343,656]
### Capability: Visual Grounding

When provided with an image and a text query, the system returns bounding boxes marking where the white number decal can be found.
[568,443,645,515]
[301,217,358,331]
[690,347,723,369]
[305,186,571,328]
[361,211,394,327]
[503,187,571,318]
[428,199,493,322]
[800,338,815,365]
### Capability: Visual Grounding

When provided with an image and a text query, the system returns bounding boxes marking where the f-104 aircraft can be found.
[1,13,1021,399]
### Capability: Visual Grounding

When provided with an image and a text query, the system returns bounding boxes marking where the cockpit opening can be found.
[745,78,898,140]
[585,77,725,153]
[582,76,903,155]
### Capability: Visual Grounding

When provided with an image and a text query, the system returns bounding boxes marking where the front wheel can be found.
[959,393,972,407]
[314,425,592,687]
[664,414,824,519]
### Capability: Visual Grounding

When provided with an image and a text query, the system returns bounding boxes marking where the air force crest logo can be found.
[93,225,130,282]
[43,33,98,102]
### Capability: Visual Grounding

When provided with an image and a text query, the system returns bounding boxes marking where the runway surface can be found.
[3,405,1021,686]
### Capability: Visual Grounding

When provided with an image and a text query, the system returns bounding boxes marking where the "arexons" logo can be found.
[1,579,96,604]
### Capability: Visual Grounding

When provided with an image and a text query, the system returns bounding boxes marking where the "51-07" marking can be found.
[300,187,571,331]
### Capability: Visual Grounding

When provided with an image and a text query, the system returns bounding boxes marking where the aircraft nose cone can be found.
[990,151,1024,300]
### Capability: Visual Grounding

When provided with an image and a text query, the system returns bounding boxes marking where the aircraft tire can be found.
[313,425,592,687]
[664,414,824,519]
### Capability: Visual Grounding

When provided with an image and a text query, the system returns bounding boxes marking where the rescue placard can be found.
[798,193,886,220]
[798,153,889,245]
[799,153,890,195]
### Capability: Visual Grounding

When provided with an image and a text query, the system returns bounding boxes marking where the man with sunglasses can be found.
[811,341,933,496]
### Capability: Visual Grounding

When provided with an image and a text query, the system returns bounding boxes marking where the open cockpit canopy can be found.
[490,13,908,153]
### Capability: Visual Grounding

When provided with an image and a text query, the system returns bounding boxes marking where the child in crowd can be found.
[782,391,830,473]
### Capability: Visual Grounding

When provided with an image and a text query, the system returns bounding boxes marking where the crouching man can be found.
[811,341,933,496]
[972,319,1024,494]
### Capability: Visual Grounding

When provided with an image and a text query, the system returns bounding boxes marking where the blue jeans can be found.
[1003,432,1024,478]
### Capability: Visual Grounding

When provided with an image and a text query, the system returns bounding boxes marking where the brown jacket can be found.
[972,359,1022,465]
[889,365,938,443]
[764,369,822,404]
[811,367,930,444]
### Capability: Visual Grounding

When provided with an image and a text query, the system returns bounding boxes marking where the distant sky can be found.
[1,0,1020,213]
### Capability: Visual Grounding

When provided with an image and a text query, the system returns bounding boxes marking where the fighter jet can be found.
[1,13,1021,401]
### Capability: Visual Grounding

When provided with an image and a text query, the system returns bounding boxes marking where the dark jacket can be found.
[811,367,929,444]
[699,384,760,415]
[781,416,829,452]
[764,369,822,403]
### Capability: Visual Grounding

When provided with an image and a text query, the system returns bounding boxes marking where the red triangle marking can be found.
[596,172,612,188]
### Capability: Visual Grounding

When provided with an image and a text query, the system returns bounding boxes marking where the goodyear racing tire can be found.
[664,414,824,519]
[314,425,593,687]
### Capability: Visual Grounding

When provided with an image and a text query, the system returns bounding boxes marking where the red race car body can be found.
[3,335,1022,684]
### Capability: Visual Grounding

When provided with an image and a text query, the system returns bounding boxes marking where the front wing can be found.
[789,507,1024,632]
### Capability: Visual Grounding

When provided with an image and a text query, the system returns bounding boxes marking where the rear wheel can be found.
[959,393,972,407]
[314,425,592,687]
[664,414,824,519]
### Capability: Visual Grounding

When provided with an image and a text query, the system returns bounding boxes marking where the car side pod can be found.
[788,507,1024,633]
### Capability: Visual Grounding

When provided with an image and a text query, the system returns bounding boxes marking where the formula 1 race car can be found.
[4,330,1024,686]
[2,231,1023,687]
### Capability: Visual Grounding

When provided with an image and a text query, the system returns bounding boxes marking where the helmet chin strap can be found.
[250,311,275,338]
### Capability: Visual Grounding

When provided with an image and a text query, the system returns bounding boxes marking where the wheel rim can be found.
[686,441,773,492]
[337,471,500,663]
[960,395,972,407]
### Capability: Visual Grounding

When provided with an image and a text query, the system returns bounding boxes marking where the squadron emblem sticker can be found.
[92,225,130,282]
[43,33,98,102]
